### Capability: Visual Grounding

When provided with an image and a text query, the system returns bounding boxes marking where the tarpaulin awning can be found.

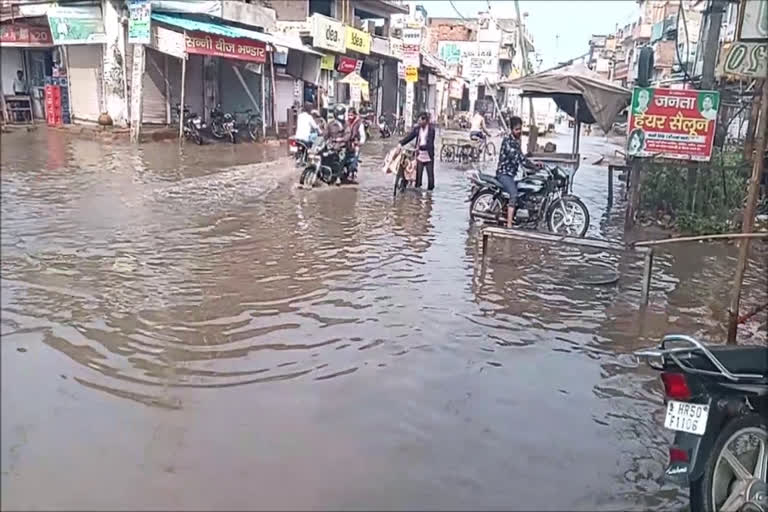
[420,50,451,78]
[339,71,368,86]
[151,12,322,56]
[497,63,631,132]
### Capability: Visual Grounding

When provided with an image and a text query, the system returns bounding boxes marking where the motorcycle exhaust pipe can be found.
[471,211,499,221]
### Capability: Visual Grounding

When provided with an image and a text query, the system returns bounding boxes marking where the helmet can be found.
[333,104,346,121]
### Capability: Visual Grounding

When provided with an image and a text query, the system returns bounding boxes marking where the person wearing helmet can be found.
[326,104,347,142]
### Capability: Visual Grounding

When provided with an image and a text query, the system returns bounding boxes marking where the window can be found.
[309,0,332,18]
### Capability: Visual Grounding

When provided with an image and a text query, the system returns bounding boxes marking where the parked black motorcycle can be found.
[636,335,767,512]
[377,115,392,138]
[210,104,238,143]
[298,137,355,187]
[174,104,204,145]
[467,164,590,237]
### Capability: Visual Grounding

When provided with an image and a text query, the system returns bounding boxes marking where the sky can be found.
[422,0,641,69]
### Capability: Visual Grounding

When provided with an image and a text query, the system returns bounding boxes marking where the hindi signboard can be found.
[0,23,53,47]
[47,5,106,45]
[404,66,418,83]
[184,32,266,63]
[128,0,151,44]
[627,87,720,161]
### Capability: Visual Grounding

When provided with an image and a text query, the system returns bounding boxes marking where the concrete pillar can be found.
[102,0,128,125]
[129,44,145,143]
[404,81,414,128]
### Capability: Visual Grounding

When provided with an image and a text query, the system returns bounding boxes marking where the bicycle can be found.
[232,108,262,142]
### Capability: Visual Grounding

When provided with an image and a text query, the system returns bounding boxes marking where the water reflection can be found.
[1,129,765,510]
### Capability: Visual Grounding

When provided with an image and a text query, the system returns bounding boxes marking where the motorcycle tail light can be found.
[669,447,689,463]
[661,372,691,401]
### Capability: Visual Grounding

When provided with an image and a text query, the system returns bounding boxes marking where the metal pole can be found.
[261,65,266,140]
[514,0,534,125]
[179,50,186,144]
[571,98,579,155]
[727,78,768,344]
[608,165,614,207]
[641,248,654,305]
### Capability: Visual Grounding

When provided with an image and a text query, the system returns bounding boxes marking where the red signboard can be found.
[627,87,720,161]
[184,31,267,63]
[337,56,357,73]
[0,23,54,46]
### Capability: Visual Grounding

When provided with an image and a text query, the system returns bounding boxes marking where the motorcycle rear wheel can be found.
[690,414,767,512]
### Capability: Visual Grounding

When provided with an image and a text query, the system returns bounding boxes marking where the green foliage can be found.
[639,149,751,235]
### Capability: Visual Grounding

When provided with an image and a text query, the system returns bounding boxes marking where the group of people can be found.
[295,101,539,225]
[398,109,540,228]
[294,101,367,178]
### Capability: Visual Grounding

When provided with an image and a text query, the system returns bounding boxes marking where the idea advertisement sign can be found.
[311,14,344,53]
[185,32,266,63]
[627,87,720,161]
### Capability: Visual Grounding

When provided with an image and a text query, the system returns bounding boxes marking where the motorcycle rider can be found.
[294,101,320,146]
[326,104,347,142]
[497,115,542,228]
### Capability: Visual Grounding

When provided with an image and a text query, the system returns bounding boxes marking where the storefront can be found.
[46,4,107,123]
[1,20,56,121]
[142,13,319,138]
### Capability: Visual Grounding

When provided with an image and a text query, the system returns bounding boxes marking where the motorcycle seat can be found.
[478,172,506,188]
[683,346,768,380]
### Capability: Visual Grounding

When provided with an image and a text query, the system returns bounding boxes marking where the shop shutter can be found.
[143,48,169,124]
[219,61,262,118]
[67,45,102,122]
[184,54,204,119]
[274,75,294,123]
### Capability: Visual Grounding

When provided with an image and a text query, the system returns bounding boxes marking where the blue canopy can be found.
[151,13,322,56]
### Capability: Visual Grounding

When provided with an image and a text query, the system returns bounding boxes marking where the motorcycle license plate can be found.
[664,400,709,435]
[290,146,298,153]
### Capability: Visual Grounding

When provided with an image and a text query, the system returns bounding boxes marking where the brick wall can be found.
[272,0,308,21]
[426,23,474,54]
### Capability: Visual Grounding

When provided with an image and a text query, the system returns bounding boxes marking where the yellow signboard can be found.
[345,25,370,55]
[320,54,335,70]
[405,66,418,83]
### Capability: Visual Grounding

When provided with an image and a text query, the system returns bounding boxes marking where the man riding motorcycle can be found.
[497,115,542,228]
[294,101,320,147]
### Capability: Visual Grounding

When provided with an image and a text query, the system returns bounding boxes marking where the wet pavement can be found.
[1,126,766,510]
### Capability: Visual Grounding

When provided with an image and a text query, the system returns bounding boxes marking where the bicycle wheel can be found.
[393,169,405,197]
[247,115,261,141]
[485,141,497,159]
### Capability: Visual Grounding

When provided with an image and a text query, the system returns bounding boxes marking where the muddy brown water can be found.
[1,128,766,510]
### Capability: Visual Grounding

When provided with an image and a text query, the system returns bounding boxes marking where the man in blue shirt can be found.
[497,115,541,228]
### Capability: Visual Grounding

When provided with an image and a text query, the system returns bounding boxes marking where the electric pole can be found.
[514,0,537,152]
[700,0,726,89]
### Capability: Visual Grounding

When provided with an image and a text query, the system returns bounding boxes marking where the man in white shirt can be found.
[13,70,28,95]
[294,102,319,146]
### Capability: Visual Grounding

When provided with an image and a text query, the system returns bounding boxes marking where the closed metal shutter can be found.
[219,61,262,118]
[67,45,102,122]
[143,48,168,124]
[184,54,204,119]
[275,75,294,123]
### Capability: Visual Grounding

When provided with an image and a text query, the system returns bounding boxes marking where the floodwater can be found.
[1,127,766,510]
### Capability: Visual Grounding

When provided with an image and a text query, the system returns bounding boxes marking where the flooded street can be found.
[2,128,766,510]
